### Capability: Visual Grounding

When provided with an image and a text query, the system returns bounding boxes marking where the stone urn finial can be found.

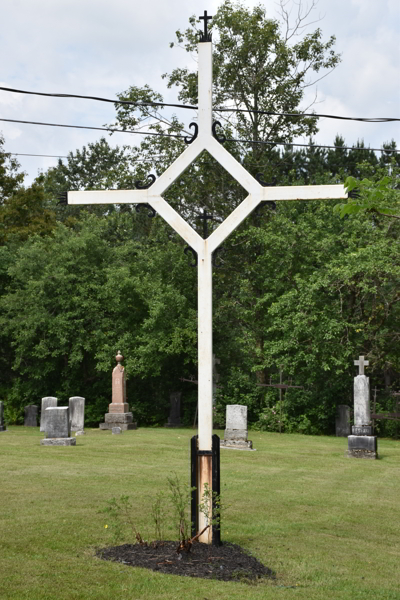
[116,351,123,364]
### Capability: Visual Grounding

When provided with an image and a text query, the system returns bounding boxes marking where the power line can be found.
[218,107,399,123]
[0,85,399,123]
[1,116,399,154]
[10,152,69,158]
[9,151,168,162]
[0,117,183,139]
[227,137,399,153]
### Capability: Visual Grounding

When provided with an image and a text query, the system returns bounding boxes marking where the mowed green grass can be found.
[1,427,399,600]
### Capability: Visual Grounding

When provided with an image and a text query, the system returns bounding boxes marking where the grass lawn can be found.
[1,426,399,600]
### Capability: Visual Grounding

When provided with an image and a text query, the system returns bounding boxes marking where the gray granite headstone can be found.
[335,405,350,437]
[0,401,6,432]
[164,392,182,427]
[41,407,76,446]
[40,397,57,432]
[69,396,85,432]
[24,405,38,427]
[221,405,254,450]
[112,427,122,435]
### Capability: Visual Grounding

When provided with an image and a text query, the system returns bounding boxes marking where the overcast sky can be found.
[0,0,399,185]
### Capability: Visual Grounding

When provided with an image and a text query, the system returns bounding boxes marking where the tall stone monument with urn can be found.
[100,352,137,431]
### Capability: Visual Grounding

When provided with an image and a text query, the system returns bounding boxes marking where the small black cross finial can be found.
[197,209,215,238]
[199,10,212,42]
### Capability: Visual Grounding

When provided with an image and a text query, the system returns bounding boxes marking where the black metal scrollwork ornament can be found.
[134,175,157,217]
[56,192,68,206]
[135,174,156,189]
[184,246,198,267]
[184,123,199,145]
[212,246,224,268]
[212,121,226,144]
[135,203,156,218]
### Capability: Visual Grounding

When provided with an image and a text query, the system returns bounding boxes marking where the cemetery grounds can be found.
[0,427,399,600]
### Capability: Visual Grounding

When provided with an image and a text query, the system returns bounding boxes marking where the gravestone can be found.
[69,396,85,433]
[0,401,6,432]
[164,392,182,427]
[100,352,137,431]
[24,405,38,427]
[112,427,122,435]
[335,405,350,437]
[40,397,57,432]
[220,405,254,450]
[40,407,76,446]
[348,356,378,459]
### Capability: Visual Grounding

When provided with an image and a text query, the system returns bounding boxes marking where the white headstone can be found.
[220,405,253,449]
[40,397,58,432]
[69,396,85,432]
[41,407,76,446]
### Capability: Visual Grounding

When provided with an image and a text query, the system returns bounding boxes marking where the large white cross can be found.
[68,35,346,542]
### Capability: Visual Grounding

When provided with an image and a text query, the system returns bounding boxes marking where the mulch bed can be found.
[97,541,275,583]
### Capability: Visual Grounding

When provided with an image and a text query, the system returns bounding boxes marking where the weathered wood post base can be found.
[191,434,221,546]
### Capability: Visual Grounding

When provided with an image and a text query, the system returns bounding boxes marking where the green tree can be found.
[335,173,400,220]
[0,213,198,424]
[165,0,340,172]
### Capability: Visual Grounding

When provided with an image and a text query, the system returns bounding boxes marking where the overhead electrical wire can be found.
[0,117,183,138]
[10,152,69,158]
[1,116,398,154]
[0,85,399,123]
[9,151,166,162]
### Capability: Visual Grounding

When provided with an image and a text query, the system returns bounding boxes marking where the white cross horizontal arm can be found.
[68,190,203,252]
[262,184,347,201]
[68,189,150,204]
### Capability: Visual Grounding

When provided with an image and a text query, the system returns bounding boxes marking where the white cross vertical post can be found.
[67,16,347,544]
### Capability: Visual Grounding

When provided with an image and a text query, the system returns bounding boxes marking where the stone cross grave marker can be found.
[348,355,377,458]
[354,355,369,376]
[67,11,347,542]
[40,397,58,432]
[41,407,76,446]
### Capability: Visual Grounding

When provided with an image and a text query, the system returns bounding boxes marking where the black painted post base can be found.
[191,434,221,546]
